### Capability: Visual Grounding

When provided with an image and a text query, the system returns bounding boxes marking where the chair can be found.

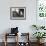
[4,27,19,46]
[4,33,18,46]
[18,33,30,46]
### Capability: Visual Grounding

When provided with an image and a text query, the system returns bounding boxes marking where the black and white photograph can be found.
[10,7,26,20]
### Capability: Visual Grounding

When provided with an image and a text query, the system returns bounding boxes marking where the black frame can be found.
[10,7,26,20]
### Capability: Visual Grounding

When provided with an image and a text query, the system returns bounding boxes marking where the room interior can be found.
[0,0,46,46]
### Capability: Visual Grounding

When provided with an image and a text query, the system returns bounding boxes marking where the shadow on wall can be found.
[2,28,11,34]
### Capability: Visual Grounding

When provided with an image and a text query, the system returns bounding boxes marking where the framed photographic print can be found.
[37,0,46,19]
[10,7,26,20]
[36,0,46,26]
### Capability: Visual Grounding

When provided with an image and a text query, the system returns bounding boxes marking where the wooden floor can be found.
[0,42,46,46]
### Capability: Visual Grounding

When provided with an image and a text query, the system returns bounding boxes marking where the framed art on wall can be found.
[36,0,46,27]
[37,0,46,19]
[10,7,26,20]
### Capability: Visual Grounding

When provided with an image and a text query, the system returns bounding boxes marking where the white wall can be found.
[0,0,37,42]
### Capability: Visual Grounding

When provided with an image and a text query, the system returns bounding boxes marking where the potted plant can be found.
[33,32,46,43]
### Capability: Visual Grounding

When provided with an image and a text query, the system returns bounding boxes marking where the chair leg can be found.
[4,33,7,46]
[4,41,7,46]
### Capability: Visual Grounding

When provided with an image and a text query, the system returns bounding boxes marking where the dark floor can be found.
[0,42,46,46]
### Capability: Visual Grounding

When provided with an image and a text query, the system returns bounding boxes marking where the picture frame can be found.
[10,7,26,20]
[36,0,46,26]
